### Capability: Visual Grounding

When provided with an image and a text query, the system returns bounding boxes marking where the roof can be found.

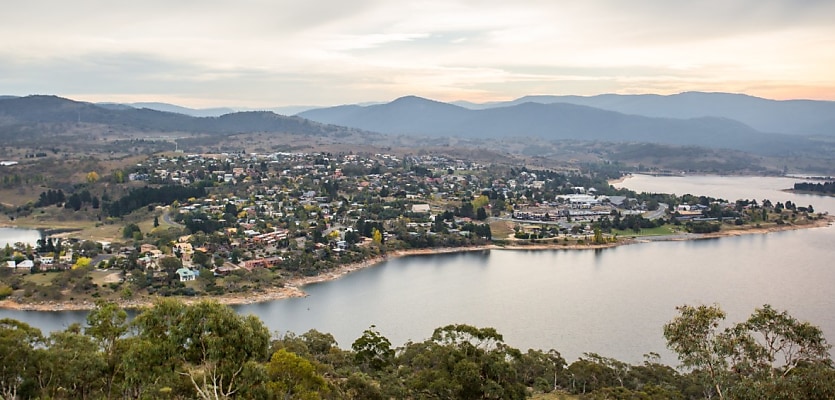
[176,267,196,278]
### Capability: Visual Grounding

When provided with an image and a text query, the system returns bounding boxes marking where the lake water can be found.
[2,175,834,364]
[0,227,41,248]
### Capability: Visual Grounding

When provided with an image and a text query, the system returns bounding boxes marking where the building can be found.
[176,267,197,282]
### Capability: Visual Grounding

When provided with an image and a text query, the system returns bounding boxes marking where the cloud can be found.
[1,0,833,105]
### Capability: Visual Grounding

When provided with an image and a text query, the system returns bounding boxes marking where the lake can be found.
[0,227,41,248]
[2,175,834,364]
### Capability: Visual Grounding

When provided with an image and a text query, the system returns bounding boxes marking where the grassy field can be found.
[531,391,578,400]
[23,272,55,286]
[489,219,516,240]
[90,269,122,286]
[612,225,678,237]
[5,202,165,243]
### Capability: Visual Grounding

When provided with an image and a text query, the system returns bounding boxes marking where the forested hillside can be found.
[1,300,831,399]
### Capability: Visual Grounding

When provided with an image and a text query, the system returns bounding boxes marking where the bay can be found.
[0,227,41,248]
[2,175,834,364]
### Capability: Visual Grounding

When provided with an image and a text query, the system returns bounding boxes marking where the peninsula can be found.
[1,149,830,311]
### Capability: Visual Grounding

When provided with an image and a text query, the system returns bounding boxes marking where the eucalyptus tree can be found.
[396,324,527,400]
[85,300,129,399]
[664,303,832,399]
[0,319,43,400]
[129,299,271,399]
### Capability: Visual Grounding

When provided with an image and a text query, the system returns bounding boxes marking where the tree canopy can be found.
[0,301,831,399]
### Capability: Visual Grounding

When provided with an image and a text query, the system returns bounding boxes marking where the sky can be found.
[1,0,834,108]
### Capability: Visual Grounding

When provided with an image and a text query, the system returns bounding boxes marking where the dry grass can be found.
[0,186,44,207]
[531,391,579,400]
[90,270,122,286]
[23,272,55,286]
[489,219,516,240]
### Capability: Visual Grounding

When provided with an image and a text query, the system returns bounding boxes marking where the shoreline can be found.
[1,216,831,312]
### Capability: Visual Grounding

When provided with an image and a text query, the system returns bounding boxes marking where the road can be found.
[643,203,668,220]
[162,207,184,228]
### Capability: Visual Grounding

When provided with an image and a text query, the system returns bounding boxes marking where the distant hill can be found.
[0,95,353,138]
[454,92,835,136]
[107,101,318,117]
[128,102,237,118]
[299,95,811,155]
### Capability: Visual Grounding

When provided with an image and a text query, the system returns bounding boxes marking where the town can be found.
[1,151,823,306]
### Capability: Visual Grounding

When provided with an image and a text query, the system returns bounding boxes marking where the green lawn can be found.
[611,225,677,237]
[23,272,56,286]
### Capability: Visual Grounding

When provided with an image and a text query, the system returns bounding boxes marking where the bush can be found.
[0,284,13,299]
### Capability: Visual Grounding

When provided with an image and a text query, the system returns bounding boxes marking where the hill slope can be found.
[0,95,351,138]
[457,92,835,136]
[299,96,809,154]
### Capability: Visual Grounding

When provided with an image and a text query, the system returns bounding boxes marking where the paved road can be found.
[90,253,114,268]
[162,207,184,228]
[643,203,668,220]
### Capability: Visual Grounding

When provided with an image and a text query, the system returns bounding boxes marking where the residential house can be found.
[176,267,197,282]
[411,204,431,213]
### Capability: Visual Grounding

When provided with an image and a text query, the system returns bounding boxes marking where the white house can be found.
[411,204,431,213]
[176,267,197,282]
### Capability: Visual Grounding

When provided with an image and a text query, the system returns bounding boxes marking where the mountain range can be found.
[1,92,832,157]
[298,94,831,155]
[450,92,835,136]
[0,95,348,138]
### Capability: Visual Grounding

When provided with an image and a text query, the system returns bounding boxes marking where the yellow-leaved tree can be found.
[72,256,92,270]
[86,171,100,183]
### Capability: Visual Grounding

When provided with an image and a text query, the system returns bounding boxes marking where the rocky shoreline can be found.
[1,216,831,312]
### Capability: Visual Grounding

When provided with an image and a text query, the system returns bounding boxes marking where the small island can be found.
[2,151,831,311]
[787,181,835,197]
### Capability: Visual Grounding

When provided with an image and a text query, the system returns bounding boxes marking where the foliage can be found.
[352,325,394,372]
[106,185,206,218]
[122,223,141,239]
[72,256,92,270]
[0,318,44,400]
[793,181,835,195]
[266,349,330,399]
[664,303,832,400]
[0,284,12,300]
[1,295,833,400]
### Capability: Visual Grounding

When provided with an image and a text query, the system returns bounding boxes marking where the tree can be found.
[472,195,489,210]
[664,303,832,400]
[85,301,129,398]
[733,304,830,379]
[372,228,383,245]
[592,227,605,244]
[663,304,730,399]
[131,299,271,400]
[397,324,527,399]
[266,349,330,399]
[0,319,44,400]
[73,256,92,270]
[87,171,100,183]
[36,325,106,399]
[154,215,160,227]
[476,206,488,221]
[352,325,394,372]
[113,169,125,183]
[192,250,212,268]
[123,223,141,239]
[122,300,188,398]
[159,256,183,284]
[516,349,566,392]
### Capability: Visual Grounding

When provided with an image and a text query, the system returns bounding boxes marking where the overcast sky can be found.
[1,0,833,108]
